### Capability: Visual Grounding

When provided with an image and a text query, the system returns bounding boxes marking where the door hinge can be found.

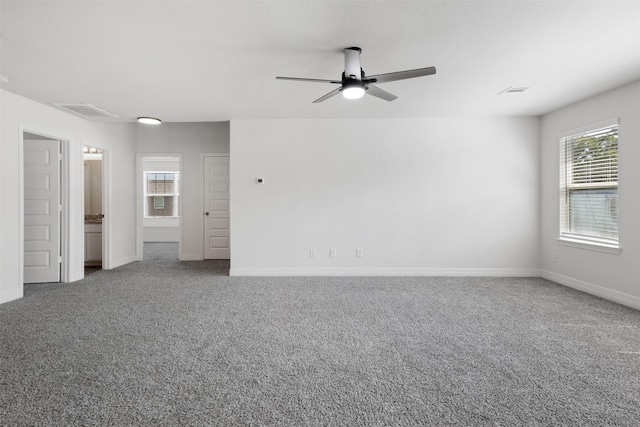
[59,204,63,212]
[59,256,63,263]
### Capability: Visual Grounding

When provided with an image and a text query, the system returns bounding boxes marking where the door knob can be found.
[204,212,209,216]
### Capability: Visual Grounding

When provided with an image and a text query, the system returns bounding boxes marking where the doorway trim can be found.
[101,148,110,269]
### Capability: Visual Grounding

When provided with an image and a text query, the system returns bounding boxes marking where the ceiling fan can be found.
[276,47,436,103]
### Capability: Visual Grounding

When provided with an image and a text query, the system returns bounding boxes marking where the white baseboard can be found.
[541,270,640,310]
[105,255,138,270]
[230,267,541,277]
[0,287,23,304]
[180,253,203,261]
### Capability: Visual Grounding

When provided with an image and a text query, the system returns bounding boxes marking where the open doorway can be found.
[83,146,104,275]
[138,155,182,261]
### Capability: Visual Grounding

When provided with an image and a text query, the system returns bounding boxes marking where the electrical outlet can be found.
[551,253,557,263]
[330,248,337,258]
[356,248,363,257]
[310,248,317,258]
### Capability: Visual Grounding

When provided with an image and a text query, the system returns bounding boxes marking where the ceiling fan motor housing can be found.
[344,47,363,81]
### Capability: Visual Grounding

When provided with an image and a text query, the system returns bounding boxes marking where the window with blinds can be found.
[560,122,619,246]
[144,172,180,218]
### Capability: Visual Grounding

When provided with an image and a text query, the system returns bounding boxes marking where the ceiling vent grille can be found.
[498,86,529,95]
[52,103,119,120]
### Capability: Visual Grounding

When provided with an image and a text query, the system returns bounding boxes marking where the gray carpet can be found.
[1,243,639,426]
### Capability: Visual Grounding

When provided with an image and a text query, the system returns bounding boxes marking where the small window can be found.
[559,121,619,248]
[144,171,180,218]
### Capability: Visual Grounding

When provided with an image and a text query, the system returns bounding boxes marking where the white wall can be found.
[540,80,640,309]
[143,159,180,172]
[143,223,180,242]
[137,122,229,259]
[230,118,540,276]
[0,90,138,304]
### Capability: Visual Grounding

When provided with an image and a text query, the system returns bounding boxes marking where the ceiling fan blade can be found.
[276,76,342,84]
[364,66,436,84]
[312,87,342,103]
[365,85,397,102]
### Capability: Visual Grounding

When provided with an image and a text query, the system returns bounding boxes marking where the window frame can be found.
[558,118,620,253]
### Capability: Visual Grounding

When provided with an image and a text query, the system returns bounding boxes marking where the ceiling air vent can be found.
[52,103,119,120]
[498,86,529,95]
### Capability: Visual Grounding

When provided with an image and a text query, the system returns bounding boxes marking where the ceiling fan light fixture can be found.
[342,80,365,100]
[342,86,365,99]
[137,117,162,125]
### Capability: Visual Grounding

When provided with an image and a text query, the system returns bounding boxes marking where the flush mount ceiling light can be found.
[137,117,162,125]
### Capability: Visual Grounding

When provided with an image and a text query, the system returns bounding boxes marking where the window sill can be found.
[557,237,621,255]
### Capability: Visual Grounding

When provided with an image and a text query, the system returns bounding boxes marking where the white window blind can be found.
[560,123,619,246]
[144,171,180,218]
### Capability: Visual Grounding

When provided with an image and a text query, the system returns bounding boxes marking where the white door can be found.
[24,139,61,283]
[203,155,230,259]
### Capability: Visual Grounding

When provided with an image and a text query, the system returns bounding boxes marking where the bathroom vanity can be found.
[84,216,102,266]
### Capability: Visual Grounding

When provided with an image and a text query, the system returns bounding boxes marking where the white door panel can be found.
[204,155,230,259]
[24,139,61,283]
[24,225,50,241]
[210,200,229,211]
[24,199,50,215]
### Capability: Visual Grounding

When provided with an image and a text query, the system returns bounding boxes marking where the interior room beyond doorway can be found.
[84,146,103,275]
[142,156,181,260]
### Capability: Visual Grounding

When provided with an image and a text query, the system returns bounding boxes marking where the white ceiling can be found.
[1,0,639,122]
